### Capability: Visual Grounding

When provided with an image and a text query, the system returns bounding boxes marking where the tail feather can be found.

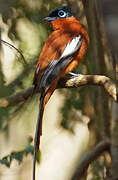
[33,95,44,180]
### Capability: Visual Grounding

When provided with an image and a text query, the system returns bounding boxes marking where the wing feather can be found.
[39,35,82,95]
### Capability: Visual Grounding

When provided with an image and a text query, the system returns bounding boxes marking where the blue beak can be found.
[43,17,57,21]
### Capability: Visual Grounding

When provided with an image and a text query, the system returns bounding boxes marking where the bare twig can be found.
[71,141,110,180]
[1,39,27,66]
[0,74,117,108]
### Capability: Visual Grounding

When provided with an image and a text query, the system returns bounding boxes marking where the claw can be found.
[68,72,83,85]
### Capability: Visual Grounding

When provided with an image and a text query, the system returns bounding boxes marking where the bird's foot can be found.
[68,72,83,77]
[68,72,83,85]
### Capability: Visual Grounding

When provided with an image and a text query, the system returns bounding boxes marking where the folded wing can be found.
[39,35,82,95]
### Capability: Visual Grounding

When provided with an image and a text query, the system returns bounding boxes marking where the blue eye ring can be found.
[58,10,66,18]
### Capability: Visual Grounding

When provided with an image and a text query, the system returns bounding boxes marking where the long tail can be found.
[33,95,45,180]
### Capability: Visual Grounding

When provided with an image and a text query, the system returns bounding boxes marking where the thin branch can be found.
[1,39,27,66]
[0,74,117,108]
[71,141,110,180]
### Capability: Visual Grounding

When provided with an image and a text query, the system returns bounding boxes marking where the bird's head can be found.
[44,6,74,22]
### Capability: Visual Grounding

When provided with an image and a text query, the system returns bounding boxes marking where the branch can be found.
[0,75,117,108]
[0,86,33,107]
[71,141,110,180]
[58,74,116,101]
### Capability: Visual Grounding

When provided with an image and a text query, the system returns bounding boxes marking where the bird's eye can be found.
[58,10,66,18]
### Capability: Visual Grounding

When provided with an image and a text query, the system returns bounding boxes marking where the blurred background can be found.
[0,0,118,180]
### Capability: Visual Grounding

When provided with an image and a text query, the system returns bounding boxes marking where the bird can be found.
[32,6,88,180]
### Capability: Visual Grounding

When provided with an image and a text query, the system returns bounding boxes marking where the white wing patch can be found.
[61,35,82,58]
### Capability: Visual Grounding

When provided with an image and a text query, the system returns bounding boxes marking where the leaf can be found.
[0,138,39,167]
[0,156,10,167]
[10,151,24,164]
[25,145,34,155]
[36,150,41,163]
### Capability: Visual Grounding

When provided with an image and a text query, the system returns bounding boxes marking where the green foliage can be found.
[0,138,40,167]
[0,146,33,167]
[0,156,11,167]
